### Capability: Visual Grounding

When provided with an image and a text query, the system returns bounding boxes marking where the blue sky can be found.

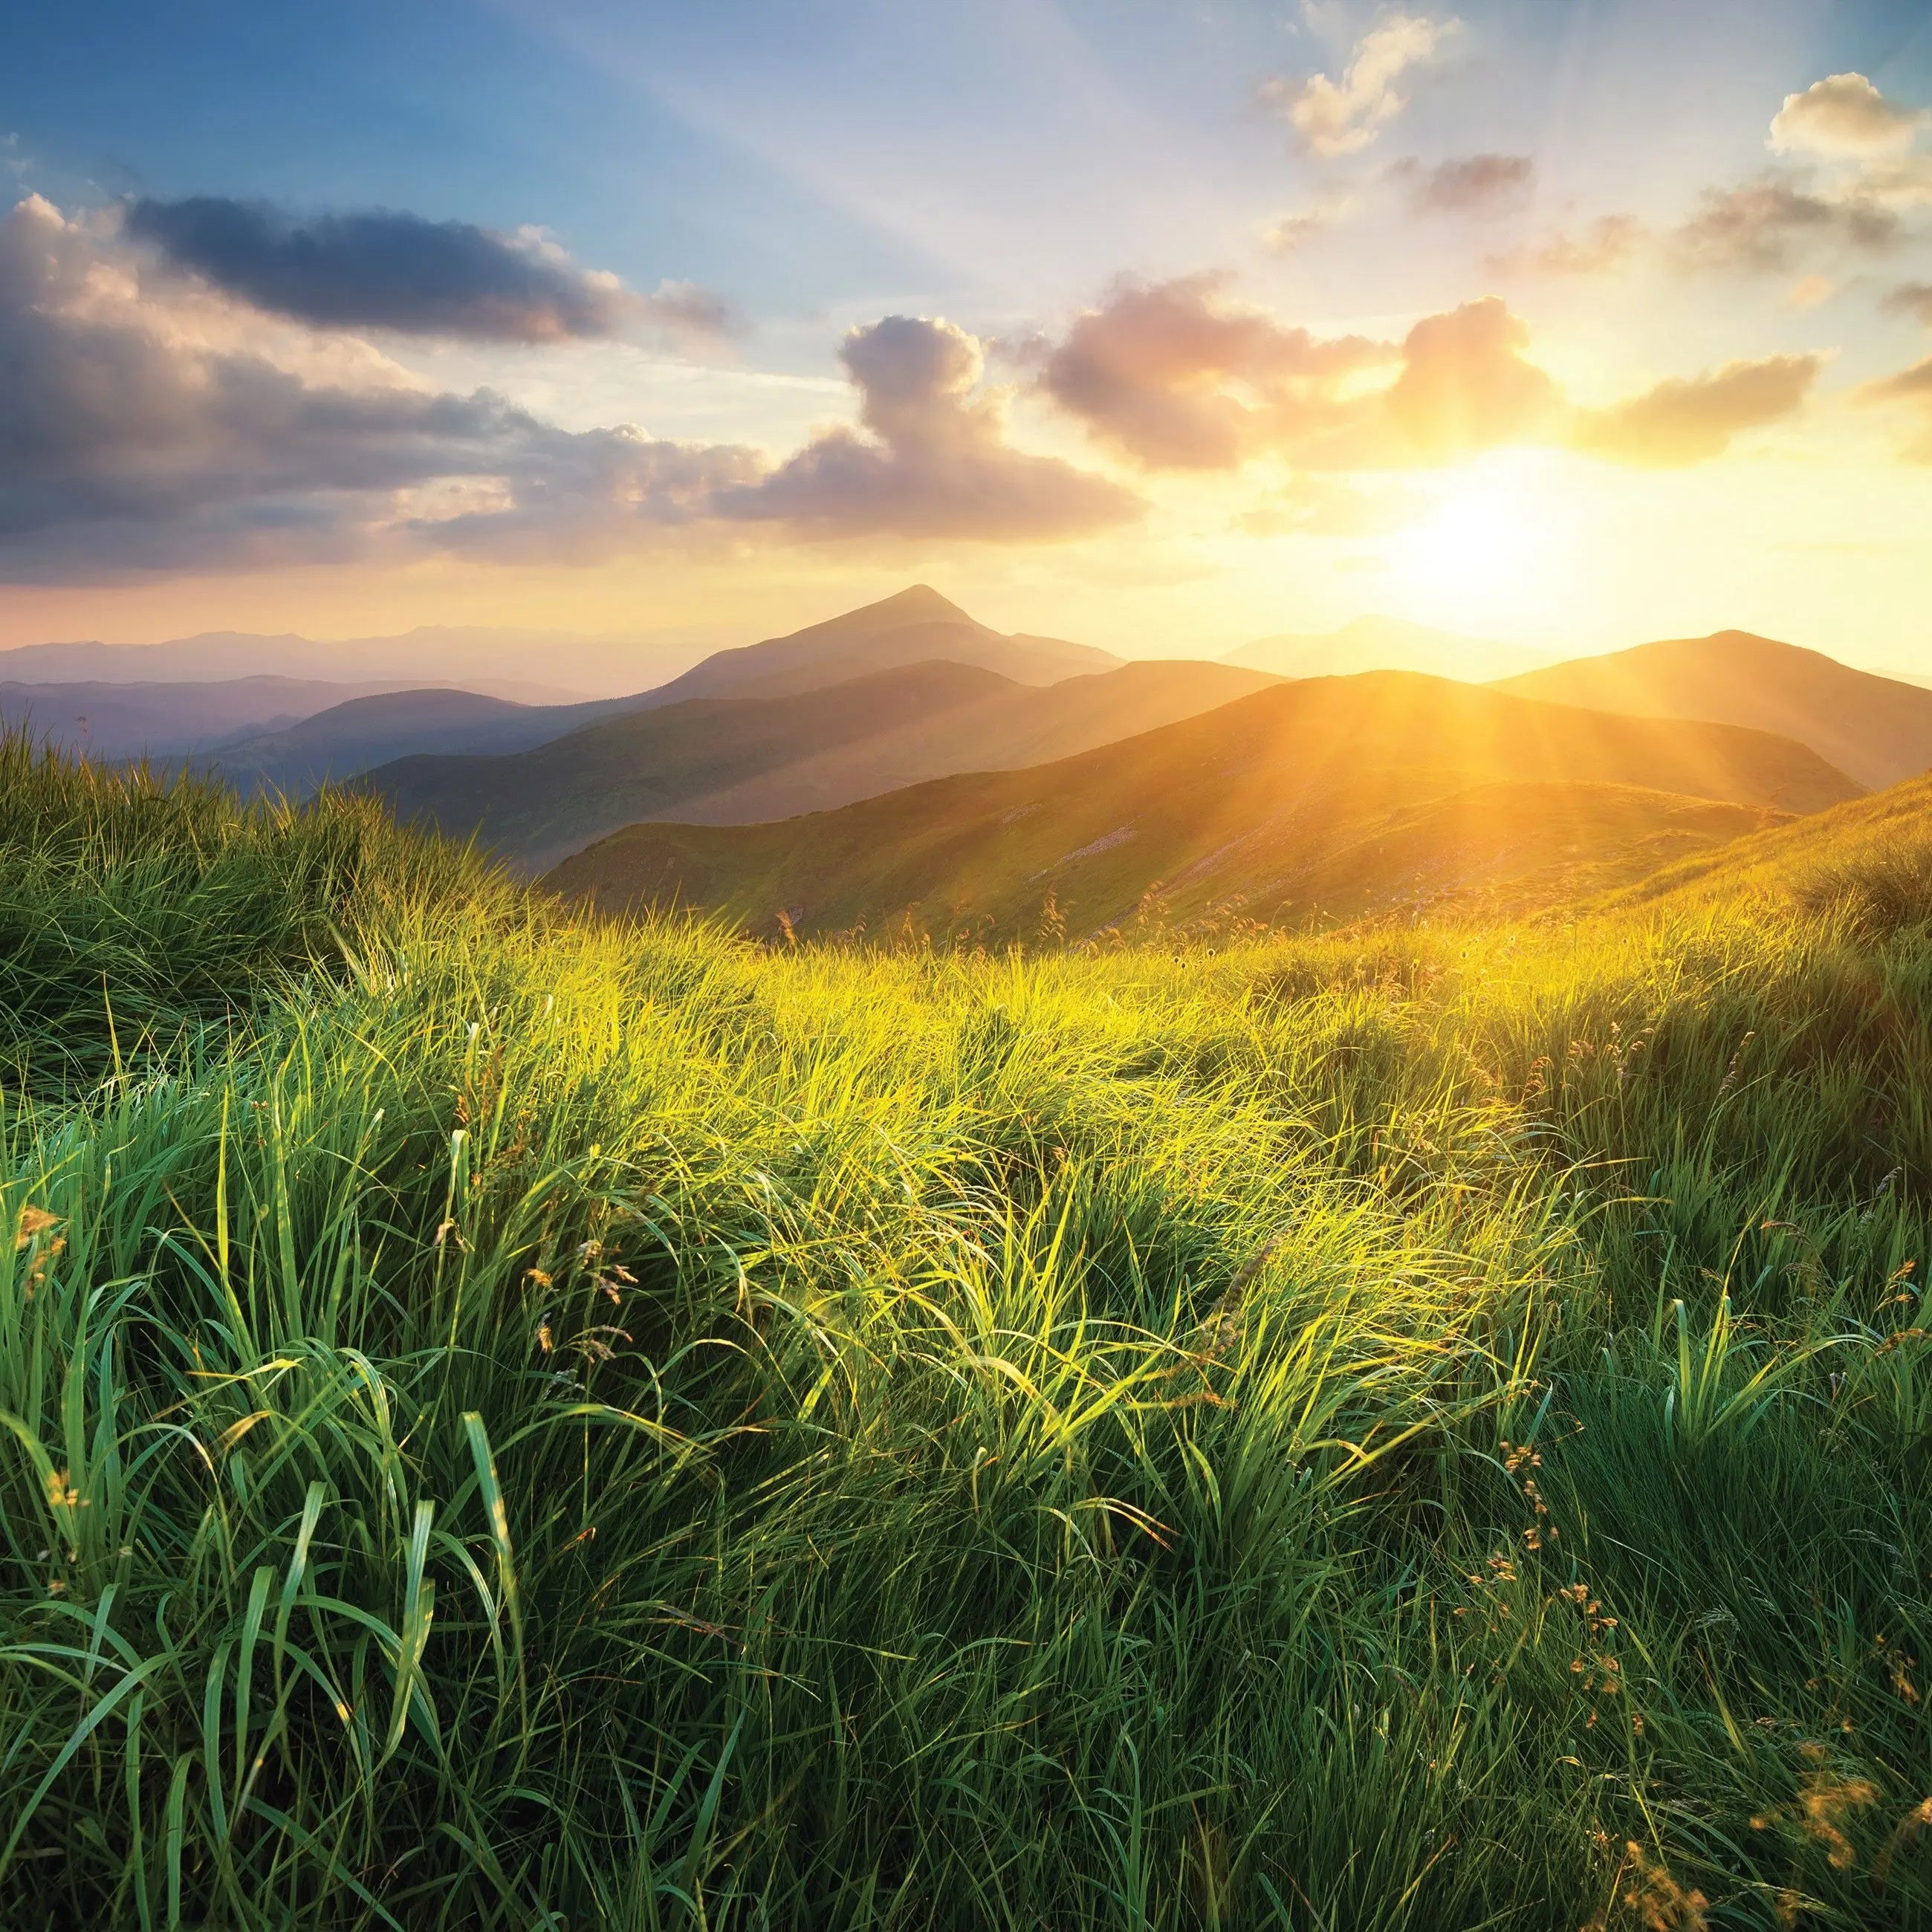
[4,1,1931,663]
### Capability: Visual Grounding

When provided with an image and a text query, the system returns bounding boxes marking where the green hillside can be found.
[5,733,1932,1928]
[545,670,1858,938]
[365,656,1278,872]
[1604,769,1932,927]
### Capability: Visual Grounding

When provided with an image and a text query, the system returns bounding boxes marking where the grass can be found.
[1,733,1931,1928]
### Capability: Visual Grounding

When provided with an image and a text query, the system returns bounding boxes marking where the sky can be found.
[4,0,1932,670]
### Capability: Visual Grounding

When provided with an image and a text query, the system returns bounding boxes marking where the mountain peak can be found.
[860,584,976,624]
[1497,629,1932,791]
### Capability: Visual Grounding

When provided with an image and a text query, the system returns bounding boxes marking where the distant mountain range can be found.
[1225,616,1544,683]
[0,675,464,762]
[7,590,1925,935]
[0,627,673,703]
[0,589,1113,707]
[364,655,1277,874]
[1497,631,1932,791]
[210,585,1127,802]
[545,671,1859,939]
[201,687,654,797]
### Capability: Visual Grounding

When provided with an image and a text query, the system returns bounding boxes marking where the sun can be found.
[1382,452,1572,635]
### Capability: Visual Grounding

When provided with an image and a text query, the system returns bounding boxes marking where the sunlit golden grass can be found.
[1,733,1929,1927]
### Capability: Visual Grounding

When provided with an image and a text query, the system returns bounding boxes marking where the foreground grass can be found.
[1,752,1930,1927]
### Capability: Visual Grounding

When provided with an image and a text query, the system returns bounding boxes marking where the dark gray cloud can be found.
[718,314,1141,541]
[1404,153,1534,215]
[0,194,757,580]
[1673,173,1897,270]
[123,195,729,343]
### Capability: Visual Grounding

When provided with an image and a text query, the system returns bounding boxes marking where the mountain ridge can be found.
[365,655,1280,873]
[1225,615,1544,683]
[1496,630,1932,791]
[545,668,1861,938]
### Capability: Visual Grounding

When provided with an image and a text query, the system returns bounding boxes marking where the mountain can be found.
[0,628,675,702]
[1495,631,1932,791]
[366,657,1280,874]
[544,670,1859,940]
[203,687,646,796]
[1225,616,1543,683]
[0,675,464,762]
[624,586,1118,710]
[1866,665,1932,691]
[200,589,1130,800]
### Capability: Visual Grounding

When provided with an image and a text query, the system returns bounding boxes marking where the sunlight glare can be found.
[1382,453,1572,640]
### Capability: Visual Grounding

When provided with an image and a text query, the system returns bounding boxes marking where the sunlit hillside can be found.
[545,670,1858,939]
[4,733,1930,1928]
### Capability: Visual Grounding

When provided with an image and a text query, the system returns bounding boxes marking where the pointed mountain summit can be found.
[1497,631,1932,791]
[627,587,1118,710]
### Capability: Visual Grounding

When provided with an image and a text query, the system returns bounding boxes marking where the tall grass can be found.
[1,746,1929,1927]
[0,733,498,1092]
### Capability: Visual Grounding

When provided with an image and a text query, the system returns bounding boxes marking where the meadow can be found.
[2,733,1930,1928]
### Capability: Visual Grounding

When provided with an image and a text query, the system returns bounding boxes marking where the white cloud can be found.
[1770,73,1928,158]
[1260,13,1461,159]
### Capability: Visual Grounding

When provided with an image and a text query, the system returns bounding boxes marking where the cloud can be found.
[1036,276,1816,475]
[1487,213,1644,276]
[1569,354,1820,466]
[1673,173,1897,269]
[1260,14,1460,158]
[1034,275,1397,470]
[0,195,1135,575]
[0,194,758,578]
[1378,296,1562,458]
[716,314,1141,541]
[1864,356,1932,401]
[1771,74,1928,158]
[123,195,730,344]
[1858,354,1932,460]
[1262,210,1332,253]
[1882,280,1932,325]
[1405,152,1534,215]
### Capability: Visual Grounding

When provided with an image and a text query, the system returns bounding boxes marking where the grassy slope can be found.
[0,734,490,1092]
[2,741,1931,1926]
[365,658,1280,873]
[1602,770,1932,928]
[545,671,1857,939]
[1497,631,1932,791]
